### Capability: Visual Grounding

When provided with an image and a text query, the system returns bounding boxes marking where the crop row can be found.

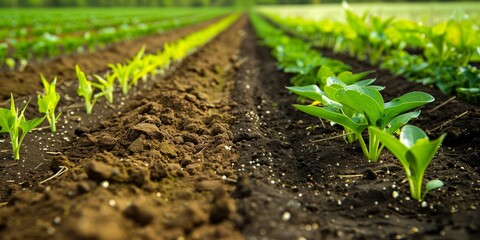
[265,9,480,104]
[250,12,446,202]
[0,10,229,71]
[0,13,240,161]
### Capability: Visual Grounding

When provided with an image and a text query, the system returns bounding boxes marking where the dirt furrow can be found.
[0,16,247,240]
[0,16,224,101]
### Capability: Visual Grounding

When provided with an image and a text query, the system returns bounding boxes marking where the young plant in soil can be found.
[76,65,98,114]
[369,125,446,200]
[93,72,116,104]
[108,63,132,95]
[37,74,61,132]
[0,95,45,160]
[290,77,434,162]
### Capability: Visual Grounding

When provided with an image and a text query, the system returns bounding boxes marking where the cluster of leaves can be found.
[266,8,480,104]
[251,11,446,201]
[249,12,350,82]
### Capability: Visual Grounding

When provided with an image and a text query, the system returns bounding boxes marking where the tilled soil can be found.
[0,15,223,101]
[0,15,479,240]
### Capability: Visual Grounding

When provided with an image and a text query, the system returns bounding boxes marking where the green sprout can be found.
[37,74,61,132]
[76,65,96,114]
[0,94,45,160]
[108,63,131,95]
[92,72,116,104]
[369,125,446,201]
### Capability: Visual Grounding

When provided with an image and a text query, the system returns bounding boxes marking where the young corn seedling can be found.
[369,125,446,201]
[108,63,131,94]
[289,76,434,162]
[0,95,45,160]
[37,74,61,132]
[76,65,97,114]
[92,72,116,104]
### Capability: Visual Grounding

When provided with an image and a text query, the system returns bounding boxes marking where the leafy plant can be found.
[108,63,131,94]
[76,65,97,114]
[290,77,434,162]
[37,74,61,132]
[369,125,446,201]
[92,72,116,104]
[0,94,45,160]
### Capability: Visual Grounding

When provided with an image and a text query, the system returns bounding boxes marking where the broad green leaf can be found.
[423,179,444,198]
[400,125,428,148]
[326,76,346,87]
[337,70,375,85]
[286,85,325,102]
[384,92,434,121]
[318,65,335,86]
[324,82,343,102]
[19,117,45,136]
[406,134,446,185]
[385,111,421,134]
[0,108,14,133]
[294,104,365,133]
[336,87,384,125]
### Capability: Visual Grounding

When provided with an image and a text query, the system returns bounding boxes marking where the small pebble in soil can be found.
[282,212,291,221]
[53,216,62,224]
[392,191,399,199]
[100,181,109,188]
[156,192,161,198]
[421,201,428,208]
[108,199,117,207]
[47,227,55,235]
[337,199,342,206]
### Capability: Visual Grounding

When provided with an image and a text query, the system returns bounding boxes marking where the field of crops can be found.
[0,3,479,240]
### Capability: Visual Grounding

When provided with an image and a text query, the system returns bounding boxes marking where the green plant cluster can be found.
[0,13,239,160]
[249,12,350,82]
[0,10,228,70]
[251,11,446,201]
[266,9,480,104]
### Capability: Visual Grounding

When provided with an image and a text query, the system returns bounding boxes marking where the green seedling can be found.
[37,74,61,132]
[0,94,45,160]
[76,65,96,114]
[369,125,446,201]
[108,63,131,94]
[92,72,116,104]
[290,76,434,162]
[5,57,15,70]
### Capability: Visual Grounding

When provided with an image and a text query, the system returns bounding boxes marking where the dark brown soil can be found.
[0,15,479,240]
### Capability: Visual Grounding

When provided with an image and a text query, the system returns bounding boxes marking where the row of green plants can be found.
[250,12,446,201]
[265,8,480,104]
[0,11,228,71]
[0,13,239,161]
